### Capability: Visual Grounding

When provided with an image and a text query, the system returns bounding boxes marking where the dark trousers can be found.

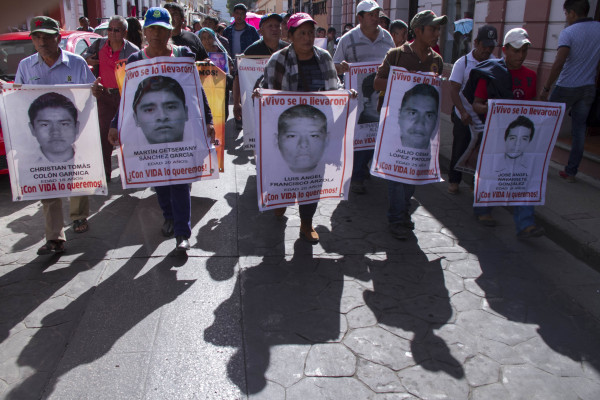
[448,113,472,184]
[97,92,120,181]
[155,184,192,238]
[352,149,374,182]
[299,202,318,221]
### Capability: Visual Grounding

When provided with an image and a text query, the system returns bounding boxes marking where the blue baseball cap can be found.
[260,13,283,27]
[144,7,173,29]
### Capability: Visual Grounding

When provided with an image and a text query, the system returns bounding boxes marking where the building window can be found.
[442,0,476,63]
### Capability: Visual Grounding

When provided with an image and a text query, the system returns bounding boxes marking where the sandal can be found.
[37,240,65,255]
[517,225,545,238]
[73,219,89,233]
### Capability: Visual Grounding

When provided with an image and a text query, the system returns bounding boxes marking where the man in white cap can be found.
[470,27,543,239]
[333,0,394,194]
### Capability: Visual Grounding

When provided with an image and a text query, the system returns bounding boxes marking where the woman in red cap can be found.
[261,12,341,243]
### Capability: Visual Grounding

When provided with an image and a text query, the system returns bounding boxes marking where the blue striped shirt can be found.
[15,50,95,85]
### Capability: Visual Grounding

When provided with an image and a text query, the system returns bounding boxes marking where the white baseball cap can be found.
[503,28,531,48]
[357,0,381,15]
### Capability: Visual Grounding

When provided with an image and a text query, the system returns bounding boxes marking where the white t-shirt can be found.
[449,50,496,130]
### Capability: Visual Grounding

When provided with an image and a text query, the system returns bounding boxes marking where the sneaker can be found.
[559,171,576,183]
[351,181,366,194]
[447,183,459,194]
[37,240,65,255]
[175,236,190,253]
[389,223,411,240]
[517,225,545,238]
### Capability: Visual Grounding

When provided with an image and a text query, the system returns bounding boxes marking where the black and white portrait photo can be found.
[357,73,380,125]
[277,105,329,173]
[398,83,439,150]
[132,75,189,145]
[28,92,81,163]
[495,115,535,174]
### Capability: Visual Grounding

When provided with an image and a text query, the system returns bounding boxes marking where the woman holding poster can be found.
[261,12,341,243]
[102,7,216,254]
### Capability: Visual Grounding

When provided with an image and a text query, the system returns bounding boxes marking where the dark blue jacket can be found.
[462,58,513,103]
[222,23,260,55]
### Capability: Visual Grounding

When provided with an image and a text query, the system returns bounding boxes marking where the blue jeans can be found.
[352,149,374,182]
[513,205,535,234]
[155,184,191,238]
[387,181,415,224]
[549,85,596,176]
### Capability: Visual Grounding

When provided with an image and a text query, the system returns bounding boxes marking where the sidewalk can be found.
[438,115,600,270]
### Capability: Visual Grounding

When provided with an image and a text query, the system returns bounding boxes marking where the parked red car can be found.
[0,30,101,175]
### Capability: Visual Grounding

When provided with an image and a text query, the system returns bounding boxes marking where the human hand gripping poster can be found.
[254,89,357,211]
[474,99,565,206]
[237,55,270,150]
[0,84,107,201]
[370,67,442,184]
[117,56,219,188]
[345,61,382,150]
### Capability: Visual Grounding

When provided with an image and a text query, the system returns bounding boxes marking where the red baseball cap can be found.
[287,13,316,30]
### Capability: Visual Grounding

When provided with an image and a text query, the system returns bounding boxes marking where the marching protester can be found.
[260,12,342,243]
[11,16,96,253]
[379,11,391,31]
[126,17,144,48]
[77,16,94,32]
[326,27,336,57]
[333,0,394,195]
[470,28,544,238]
[103,7,216,254]
[84,16,139,182]
[163,2,209,62]
[374,10,446,240]
[447,25,497,203]
[223,3,260,58]
[232,13,288,123]
[389,20,408,48]
[202,15,230,54]
[540,0,600,183]
[280,12,291,43]
[199,26,234,120]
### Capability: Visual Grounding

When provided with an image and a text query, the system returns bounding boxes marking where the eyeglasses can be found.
[107,28,123,33]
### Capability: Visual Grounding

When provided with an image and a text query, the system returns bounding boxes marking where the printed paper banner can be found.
[0,84,107,201]
[371,67,442,184]
[344,62,382,150]
[254,89,357,211]
[237,55,270,150]
[474,99,565,206]
[198,62,226,172]
[115,59,127,94]
[208,52,229,73]
[117,57,219,188]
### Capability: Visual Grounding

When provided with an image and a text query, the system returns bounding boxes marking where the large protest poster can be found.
[370,67,442,184]
[254,89,356,211]
[237,55,270,150]
[0,84,107,201]
[474,99,565,206]
[198,61,226,172]
[117,56,219,188]
[345,61,382,150]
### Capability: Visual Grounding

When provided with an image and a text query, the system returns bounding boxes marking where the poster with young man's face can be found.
[474,99,565,206]
[117,57,219,188]
[345,62,382,150]
[237,56,270,150]
[371,67,442,185]
[254,89,357,211]
[0,84,107,201]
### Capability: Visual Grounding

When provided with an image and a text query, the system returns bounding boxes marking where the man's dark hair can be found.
[343,23,353,30]
[327,27,336,34]
[316,27,326,34]
[79,16,88,22]
[163,2,185,18]
[204,16,219,25]
[133,76,186,112]
[563,0,590,16]
[400,83,439,111]
[362,73,377,98]
[233,3,248,12]
[29,92,78,124]
[278,104,327,135]
[504,115,535,141]
[390,20,408,34]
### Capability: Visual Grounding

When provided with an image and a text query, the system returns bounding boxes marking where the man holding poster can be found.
[373,10,445,240]
[471,28,546,238]
[9,16,97,255]
[334,0,394,194]
[105,7,217,254]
